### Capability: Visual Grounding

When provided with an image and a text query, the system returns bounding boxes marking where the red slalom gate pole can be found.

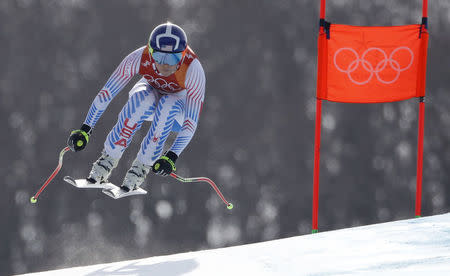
[415,0,428,217]
[312,99,323,233]
[415,98,425,217]
[30,147,70,203]
[422,0,428,18]
[170,172,233,210]
[312,0,326,234]
[320,0,326,19]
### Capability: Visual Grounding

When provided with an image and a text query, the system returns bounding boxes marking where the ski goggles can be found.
[150,47,183,66]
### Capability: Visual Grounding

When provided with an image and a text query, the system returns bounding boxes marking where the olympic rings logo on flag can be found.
[333,47,414,85]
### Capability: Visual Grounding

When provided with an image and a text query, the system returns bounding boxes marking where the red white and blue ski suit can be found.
[83,46,205,166]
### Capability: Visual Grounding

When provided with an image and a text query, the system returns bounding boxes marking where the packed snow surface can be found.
[18,213,450,275]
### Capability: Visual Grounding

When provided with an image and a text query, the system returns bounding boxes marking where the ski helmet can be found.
[149,22,187,53]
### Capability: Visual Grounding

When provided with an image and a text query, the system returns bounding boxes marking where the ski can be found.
[63,176,115,189]
[64,176,147,199]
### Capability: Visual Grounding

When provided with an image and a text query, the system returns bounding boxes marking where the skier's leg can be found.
[103,90,157,159]
[122,90,186,190]
[88,81,157,183]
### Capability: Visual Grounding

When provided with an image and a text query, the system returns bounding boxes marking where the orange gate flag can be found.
[317,24,428,103]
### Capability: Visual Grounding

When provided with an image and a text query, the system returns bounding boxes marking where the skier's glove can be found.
[152,151,178,176]
[67,124,92,152]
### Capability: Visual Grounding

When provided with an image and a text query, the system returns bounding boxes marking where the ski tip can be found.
[63,176,75,183]
[30,196,37,204]
[102,188,118,199]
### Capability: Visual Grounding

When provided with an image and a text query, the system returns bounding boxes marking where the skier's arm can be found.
[169,59,206,156]
[83,47,144,128]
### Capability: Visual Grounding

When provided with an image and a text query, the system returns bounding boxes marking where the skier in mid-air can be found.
[66,22,205,197]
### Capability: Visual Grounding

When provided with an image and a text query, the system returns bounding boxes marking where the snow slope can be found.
[18,213,450,276]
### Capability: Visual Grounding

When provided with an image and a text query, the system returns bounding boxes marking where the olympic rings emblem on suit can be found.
[143,74,181,91]
[333,47,414,85]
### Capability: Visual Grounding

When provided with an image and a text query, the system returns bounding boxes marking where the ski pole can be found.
[170,173,234,210]
[30,147,71,204]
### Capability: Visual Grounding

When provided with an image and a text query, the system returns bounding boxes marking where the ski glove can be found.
[67,124,92,152]
[152,151,178,176]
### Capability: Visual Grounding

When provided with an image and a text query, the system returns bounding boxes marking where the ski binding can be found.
[102,185,147,199]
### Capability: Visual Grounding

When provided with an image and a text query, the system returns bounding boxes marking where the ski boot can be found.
[120,159,151,192]
[86,151,119,184]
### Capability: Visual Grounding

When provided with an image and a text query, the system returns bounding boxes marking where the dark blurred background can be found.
[1,0,449,275]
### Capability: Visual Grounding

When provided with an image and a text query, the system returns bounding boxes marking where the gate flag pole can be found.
[415,97,425,217]
[312,0,327,234]
[415,0,428,218]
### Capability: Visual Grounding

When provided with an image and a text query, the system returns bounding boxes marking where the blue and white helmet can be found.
[149,22,187,53]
